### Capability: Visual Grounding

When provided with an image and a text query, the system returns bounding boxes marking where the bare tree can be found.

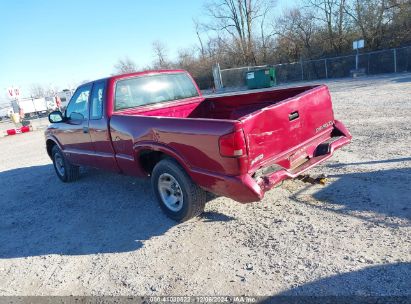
[304,0,349,54]
[152,40,170,69]
[101,0,409,91]
[30,84,61,98]
[113,57,138,74]
[30,84,46,98]
[193,18,206,58]
[204,0,276,65]
[274,8,318,60]
[388,0,411,45]
[259,5,276,63]
[344,0,408,49]
[45,85,59,97]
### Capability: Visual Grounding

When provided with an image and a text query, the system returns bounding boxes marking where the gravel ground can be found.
[0,73,410,296]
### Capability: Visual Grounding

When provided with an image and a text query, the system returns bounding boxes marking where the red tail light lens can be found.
[219,130,247,157]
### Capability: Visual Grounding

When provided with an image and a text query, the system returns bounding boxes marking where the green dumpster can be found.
[246,67,276,89]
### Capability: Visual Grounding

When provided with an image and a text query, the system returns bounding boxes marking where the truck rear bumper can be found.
[190,120,351,203]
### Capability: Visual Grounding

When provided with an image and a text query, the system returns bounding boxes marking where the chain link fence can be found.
[217,46,411,89]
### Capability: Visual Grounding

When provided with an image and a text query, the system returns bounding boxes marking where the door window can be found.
[66,84,92,120]
[90,81,105,119]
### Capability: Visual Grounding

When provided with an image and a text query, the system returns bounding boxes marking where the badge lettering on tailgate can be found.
[315,120,333,133]
[251,154,264,166]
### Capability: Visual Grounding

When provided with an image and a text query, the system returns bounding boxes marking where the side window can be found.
[90,81,105,119]
[66,84,92,119]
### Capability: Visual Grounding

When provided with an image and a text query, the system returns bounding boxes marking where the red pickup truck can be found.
[45,70,351,221]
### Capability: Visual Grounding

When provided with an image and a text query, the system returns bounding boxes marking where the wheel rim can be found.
[54,153,65,176]
[158,173,184,212]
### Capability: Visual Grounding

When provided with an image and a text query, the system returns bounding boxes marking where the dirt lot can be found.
[0,73,410,296]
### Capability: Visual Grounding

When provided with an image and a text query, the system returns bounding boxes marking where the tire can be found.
[151,158,206,222]
[51,145,80,182]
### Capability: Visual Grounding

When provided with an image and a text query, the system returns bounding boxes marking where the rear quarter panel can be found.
[109,115,244,177]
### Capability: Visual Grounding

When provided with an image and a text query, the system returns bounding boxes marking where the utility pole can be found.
[393,48,397,73]
[300,58,304,81]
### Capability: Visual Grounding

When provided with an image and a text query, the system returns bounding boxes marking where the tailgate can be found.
[240,85,335,172]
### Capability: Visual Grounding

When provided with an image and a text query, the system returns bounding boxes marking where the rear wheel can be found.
[52,145,80,182]
[151,158,206,222]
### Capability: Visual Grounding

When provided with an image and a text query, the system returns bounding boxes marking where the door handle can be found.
[289,111,299,121]
[83,126,89,134]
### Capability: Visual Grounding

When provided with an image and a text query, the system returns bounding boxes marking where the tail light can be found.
[219,130,247,157]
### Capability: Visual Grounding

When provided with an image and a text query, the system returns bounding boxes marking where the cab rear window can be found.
[115,73,199,111]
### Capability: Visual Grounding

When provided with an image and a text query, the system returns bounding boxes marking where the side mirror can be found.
[48,111,64,123]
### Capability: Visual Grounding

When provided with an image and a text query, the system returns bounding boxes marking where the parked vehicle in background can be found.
[56,89,73,110]
[45,70,351,221]
[0,106,13,120]
[14,97,56,118]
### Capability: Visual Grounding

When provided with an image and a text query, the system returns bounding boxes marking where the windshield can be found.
[114,73,199,111]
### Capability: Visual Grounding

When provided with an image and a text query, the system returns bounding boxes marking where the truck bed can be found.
[115,85,336,174]
[191,86,314,120]
[119,86,314,121]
